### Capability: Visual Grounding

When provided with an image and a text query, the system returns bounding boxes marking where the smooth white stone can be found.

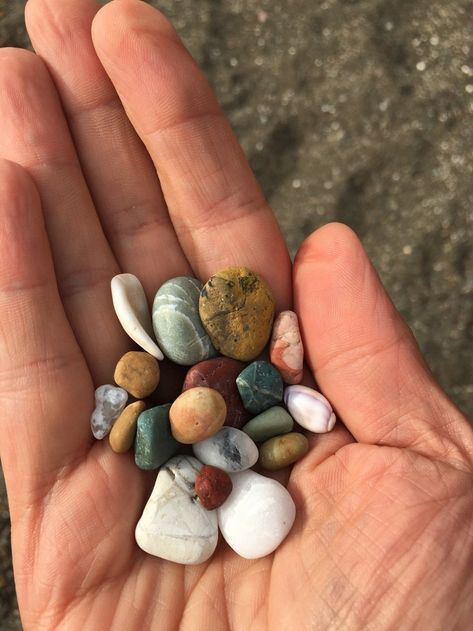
[284,385,336,433]
[90,384,128,439]
[111,274,164,360]
[218,470,296,559]
[193,427,259,472]
[135,455,218,565]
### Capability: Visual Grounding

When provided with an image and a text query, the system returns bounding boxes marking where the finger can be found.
[0,48,127,384]
[91,0,292,309]
[0,159,93,508]
[25,0,191,295]
[294,222,473,461]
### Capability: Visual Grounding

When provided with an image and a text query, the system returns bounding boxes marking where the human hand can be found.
[0,1,472,629]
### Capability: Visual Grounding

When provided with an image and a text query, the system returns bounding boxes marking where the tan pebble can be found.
[114,351,160,398]
[109,401,146,453]
[199,266,275,362]
[270,310,304,384]
[259,432,309,470]
[170,387,226,444]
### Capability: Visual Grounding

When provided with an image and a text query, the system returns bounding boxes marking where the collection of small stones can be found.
[90,267,336,564]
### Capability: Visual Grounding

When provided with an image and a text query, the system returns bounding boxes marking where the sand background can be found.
[0,0,472,628]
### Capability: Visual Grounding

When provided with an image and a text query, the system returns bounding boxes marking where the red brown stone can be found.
[195,465,233,510]
[182,357,251,428]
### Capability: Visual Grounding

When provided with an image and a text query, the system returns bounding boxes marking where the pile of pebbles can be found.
[90,267,336,564]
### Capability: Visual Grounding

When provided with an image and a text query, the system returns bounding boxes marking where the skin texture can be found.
[0,1,471,629]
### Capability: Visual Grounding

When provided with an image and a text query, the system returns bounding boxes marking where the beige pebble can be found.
[259,432,309,470]
[114,351,160,398]
[170,387,226,444]
[109,401,146,453]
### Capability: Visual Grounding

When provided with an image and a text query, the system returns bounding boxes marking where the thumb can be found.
[293,222,473,466]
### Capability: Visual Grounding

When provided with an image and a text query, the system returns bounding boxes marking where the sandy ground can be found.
[0,0,472,628]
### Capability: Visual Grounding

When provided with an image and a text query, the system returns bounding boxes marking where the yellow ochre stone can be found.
[114,351,160,398]
[199,267,275,362]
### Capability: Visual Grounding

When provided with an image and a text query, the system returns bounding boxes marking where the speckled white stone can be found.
[135,456,218,565]
[284,385,336,433]
[111,273,163,360]
[193,427,259,472]
[90,384,128,439]
[218,470,296,559]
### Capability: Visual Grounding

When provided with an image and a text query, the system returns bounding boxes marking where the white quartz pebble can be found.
[111,273,164,360]
[284,384,336,433]
[193,427,259,472]
[90,384,128,439]
[135,456,218,565]
[218,470,296,559]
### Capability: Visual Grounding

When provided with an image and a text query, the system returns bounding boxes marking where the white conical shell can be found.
[111,273,164,360]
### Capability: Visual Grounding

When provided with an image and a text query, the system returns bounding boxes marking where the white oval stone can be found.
[135,456,218,565]
[217,470,296,559]
[193,427,259,472]
[90,384,128,439]
[111,273,164,360]
[284,384,336,433]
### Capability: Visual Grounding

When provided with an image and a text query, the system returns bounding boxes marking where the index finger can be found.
[91,0,292,308]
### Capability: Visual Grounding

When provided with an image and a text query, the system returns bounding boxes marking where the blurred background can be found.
[0,0,472,628]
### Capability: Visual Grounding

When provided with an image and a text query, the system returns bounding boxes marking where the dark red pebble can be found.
[183,357,251,429]
[195,465,233,510]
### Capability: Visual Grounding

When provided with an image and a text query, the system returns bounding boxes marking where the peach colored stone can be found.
[170,387,226,444]
[270,311,304,384]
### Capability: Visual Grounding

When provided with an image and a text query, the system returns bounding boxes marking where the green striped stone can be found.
[152,276,218,366]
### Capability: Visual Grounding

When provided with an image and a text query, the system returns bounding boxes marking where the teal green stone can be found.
[135,404,179,470]
[236,361,284,415]
[152,276,218,366]
[241,406,294,442]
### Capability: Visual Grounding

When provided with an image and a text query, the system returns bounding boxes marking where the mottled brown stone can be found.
[109,400,146,453]
[114,351,160,398]
[182,357,250,428]
[170,387,226,444]
[199,267,275,362]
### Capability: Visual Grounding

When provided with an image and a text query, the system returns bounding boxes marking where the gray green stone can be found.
[241,406,294,442]
[152,276,218,366]
[135,404,179,470]
[236,360,284,415]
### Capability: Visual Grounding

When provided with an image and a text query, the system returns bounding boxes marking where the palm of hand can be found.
[0,1,472,630]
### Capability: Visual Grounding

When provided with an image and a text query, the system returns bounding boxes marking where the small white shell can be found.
[111,273,164,360]
[284,385,336,433]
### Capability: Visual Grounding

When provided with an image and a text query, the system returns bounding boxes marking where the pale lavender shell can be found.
[283,385,336,433]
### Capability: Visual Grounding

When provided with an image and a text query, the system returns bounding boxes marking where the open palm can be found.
[0,1,472,629]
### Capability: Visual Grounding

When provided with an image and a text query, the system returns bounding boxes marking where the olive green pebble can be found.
[242,406,294,443]
[259,432,309,470]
